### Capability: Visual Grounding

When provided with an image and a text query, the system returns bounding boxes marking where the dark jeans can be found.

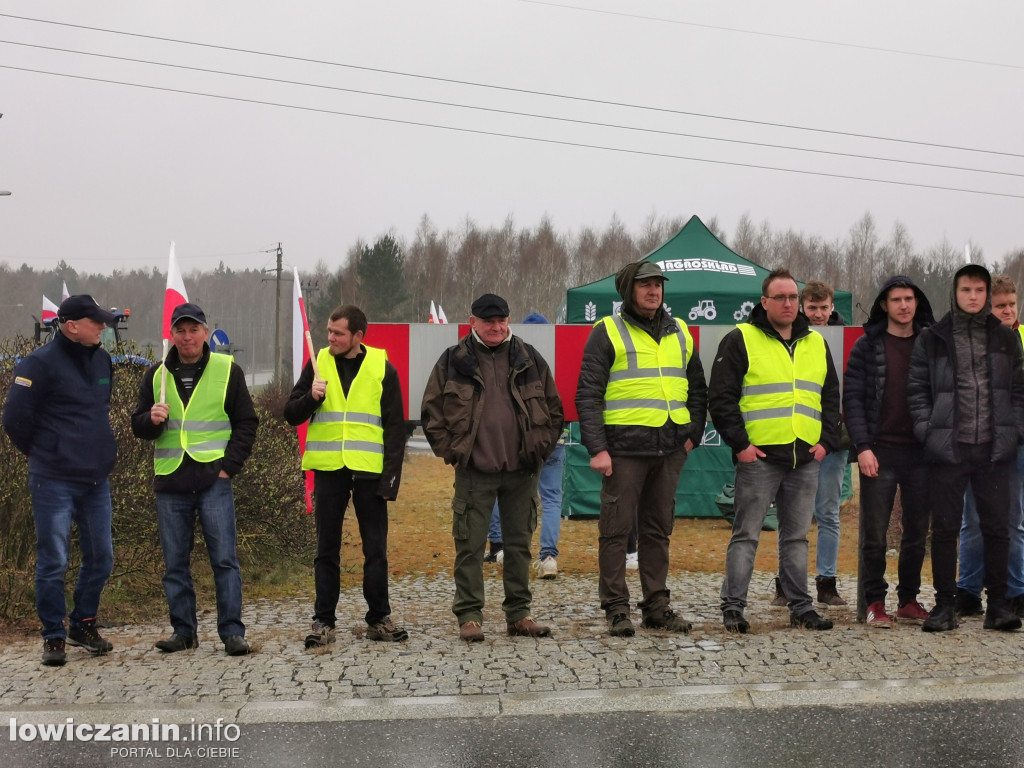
[312,468,392,627]
[156,478,245,641]
[30,475,114,640]
[859,446,930,606]
[598,449,688,618]
[930,443,1012,607]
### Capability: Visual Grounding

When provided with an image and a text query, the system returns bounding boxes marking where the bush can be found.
[0,336,314,623]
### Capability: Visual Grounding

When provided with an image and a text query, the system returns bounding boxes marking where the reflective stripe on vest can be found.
[302,345,387,473]
[153,353,233,475]
[737,323,826,446]
[599,314,693,427]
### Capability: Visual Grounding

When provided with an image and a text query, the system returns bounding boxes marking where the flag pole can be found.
[159,339,169,403]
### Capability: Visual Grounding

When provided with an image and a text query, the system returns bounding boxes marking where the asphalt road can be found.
[4,698,1023,768]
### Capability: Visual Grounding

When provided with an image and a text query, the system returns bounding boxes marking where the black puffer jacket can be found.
[843,276,935,454]
[575,308,707,457]
[907,268,1024,464]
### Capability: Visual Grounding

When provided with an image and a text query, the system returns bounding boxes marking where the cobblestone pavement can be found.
[1,569,1021,709]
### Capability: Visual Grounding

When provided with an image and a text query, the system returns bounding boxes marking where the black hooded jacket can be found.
[708,302,842,466]
[842,275,935,455]
[907,265,1024,464]
[575,261,708,457]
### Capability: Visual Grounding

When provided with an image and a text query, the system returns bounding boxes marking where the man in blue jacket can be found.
[2,295,118,667]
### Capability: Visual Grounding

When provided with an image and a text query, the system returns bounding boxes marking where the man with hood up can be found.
[710,268,841,634]
[908,264,1024,632]
[576,260,707,638]
[843,276,935,628]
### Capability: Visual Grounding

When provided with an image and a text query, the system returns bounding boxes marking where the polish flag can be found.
[437,304,448,324]
[162,241,188,340]
[41,295,59,323]
[429,301,438,324]
[60,281,70,301]
[293,268,315,514]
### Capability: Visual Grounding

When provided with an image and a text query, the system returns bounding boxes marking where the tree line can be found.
[3,211,1024,379]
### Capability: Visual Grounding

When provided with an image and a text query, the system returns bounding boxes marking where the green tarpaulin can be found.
[566,215,852,325]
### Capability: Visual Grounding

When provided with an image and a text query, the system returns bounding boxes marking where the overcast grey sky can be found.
[1,0,1022,278]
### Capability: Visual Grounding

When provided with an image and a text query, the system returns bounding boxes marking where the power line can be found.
[2,38,1020,180]
[2,11,1022,160]
[520,0,1024,72]
[3,62,1023,201]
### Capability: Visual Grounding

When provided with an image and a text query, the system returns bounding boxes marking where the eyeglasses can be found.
[766,295,800,304]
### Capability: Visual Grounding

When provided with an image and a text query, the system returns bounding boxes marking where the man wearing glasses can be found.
[710,268,842,633]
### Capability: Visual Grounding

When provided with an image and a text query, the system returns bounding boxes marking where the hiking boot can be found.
[769,576,788,607]
[366,616,409,642]
[815,576,847,607]
[895,600,929,623]
[224,635,251,656]
[155,633,199,653]
[955,590,984,618]
[865,601,892,628]
[42,638,66,667]
[507,617,551,637]
[791,610,833,630]
[983,603,1022,632]
[723,609,749,634]
[608,613,635,637]
[642,608,692,633]
[67,619,113,655]
[460,621,484,642]
[625,552,639,570]
[532,556,558,579]
[922,603,958,632]
[304,620,336,649]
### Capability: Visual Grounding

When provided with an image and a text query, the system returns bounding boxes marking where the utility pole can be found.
[274,242,283,389]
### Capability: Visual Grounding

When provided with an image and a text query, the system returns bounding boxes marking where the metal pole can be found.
[274,242,283,389]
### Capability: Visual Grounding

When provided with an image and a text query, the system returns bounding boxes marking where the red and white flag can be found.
[161,241,188,340]
[41,295,59,323]
[429,301,439,324]
[293,267,315,514]
[60,281,70,301]
[437,304,448,324]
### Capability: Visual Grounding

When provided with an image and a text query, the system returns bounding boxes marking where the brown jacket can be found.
[421,333,563,471]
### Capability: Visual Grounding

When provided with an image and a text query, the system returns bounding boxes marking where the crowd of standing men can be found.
[5,259,1024,667]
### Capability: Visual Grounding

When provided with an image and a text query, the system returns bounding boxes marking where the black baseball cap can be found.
[57,295,116,324]
[170,302,208,327]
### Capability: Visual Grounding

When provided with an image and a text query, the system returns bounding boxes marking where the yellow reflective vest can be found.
[153,353,233,475]
[600,314,693,427]
[737,323,826,446]
[302,345,386,473]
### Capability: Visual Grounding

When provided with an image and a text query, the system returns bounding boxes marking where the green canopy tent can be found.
[566,215,852,325]
[562,215,852,518]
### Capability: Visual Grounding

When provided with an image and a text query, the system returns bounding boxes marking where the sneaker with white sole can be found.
[865,601,892,628]
[532,556,558,579]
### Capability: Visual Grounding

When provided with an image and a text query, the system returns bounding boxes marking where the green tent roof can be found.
[566,215,852,325]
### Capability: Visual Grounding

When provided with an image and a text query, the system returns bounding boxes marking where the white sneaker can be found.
[625,552,639,570]
[495,549,504,565]
[533,556,558,579]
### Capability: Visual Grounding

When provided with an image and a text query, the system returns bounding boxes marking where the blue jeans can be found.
[488,445,565,559]
[30,475,114,640]
[813,450,847,578]
[958,446,1024,600]
[156,478,245,641]
[722,459,818,617]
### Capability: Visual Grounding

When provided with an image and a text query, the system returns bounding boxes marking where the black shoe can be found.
[1011,594,1024,619]
[955,590,984,618]
[723,610,749,634]
[484,543,503,563]
[983,604,1022,632]
[155,633,199,653]
[42,638,66,667]
[922,603,958,632]
[67,619,113,655]
[224,635,251,656]
[608,613,635,637]
[642,608,692,633]
[791,610,833,630]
